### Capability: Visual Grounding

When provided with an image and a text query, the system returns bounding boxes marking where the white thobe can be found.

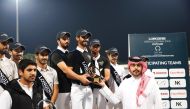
[99,76,162,109]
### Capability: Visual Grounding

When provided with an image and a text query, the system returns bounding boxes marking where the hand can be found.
[79,74,91,85]
[95,79,106,87]
[43,104,51,109]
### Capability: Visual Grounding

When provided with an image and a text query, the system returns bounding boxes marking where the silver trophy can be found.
[36,99,56,109]
[86,65,102,83]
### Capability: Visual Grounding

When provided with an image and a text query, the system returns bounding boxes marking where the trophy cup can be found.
[86,63,101,83]
[82,50,102,83]
[36,99,56,109]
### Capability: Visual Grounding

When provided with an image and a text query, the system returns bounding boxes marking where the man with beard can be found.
[89,39,110,109]
[105,47,127,109]
[98,56,162,109]
[0,33,18,86]
[50,31,90,109]
[1,59,46,109]
[67,29,93,109]
[9,42,25,65]
[35,46,59,105]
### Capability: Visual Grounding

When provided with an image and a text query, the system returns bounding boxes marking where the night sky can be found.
[0,0,190,63]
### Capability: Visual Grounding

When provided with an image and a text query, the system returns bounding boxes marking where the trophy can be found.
[82,51,102,83]
[86,66,101,83]
[36,99,56,109]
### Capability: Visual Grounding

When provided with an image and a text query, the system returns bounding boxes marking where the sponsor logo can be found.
[156,79,169,88]
[152,69,168,78]
[170,89,187,98]
[160,90,169,98]
[170,79,186,88]
[162,100,170,108]
[169,68,185,77]
[171,100,187,108]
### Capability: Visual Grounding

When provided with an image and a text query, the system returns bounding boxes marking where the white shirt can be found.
[99,76,162,109]
[0,56,18,81]
[0,85,12,109]
[111,63,127,80]
[76,46,88,53]
[37,65,59,90]
[57,46,68,53]
[92,54,100,76]
[18,80,34,98]
[108,63,128,92]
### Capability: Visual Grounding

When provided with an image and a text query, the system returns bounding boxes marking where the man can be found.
[0,33,18,86]
[106,47,127,109]
[1,59,46,109]
[9,42,25,65]
[98,56,162,109]
[50,31,90,109]
[0,83,12,109]
[35,46,59,105]
[67,29,93,109]
[89,39,110,109]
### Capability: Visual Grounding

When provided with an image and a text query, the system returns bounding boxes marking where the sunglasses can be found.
[81,35,90,39]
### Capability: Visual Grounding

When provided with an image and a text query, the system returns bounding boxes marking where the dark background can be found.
[0,0,190,63]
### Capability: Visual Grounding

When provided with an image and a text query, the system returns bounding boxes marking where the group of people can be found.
[0,29,162,109]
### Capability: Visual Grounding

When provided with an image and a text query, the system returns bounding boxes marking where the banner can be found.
[128,32,189,109]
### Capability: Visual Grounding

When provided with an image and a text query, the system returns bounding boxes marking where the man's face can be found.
[36,51,49,65]
[0,41,9,54]
[107,53,118,64]
[90,44,101,55]
[20,65,37,83]
[58,36,70,49]
[77,35,90,47]
[11,47,24,61]
[128,63,143,77]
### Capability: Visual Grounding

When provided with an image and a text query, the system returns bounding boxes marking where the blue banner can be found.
[128,32,189,109]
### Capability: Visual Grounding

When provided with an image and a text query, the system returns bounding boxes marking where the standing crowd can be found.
[0,29,162,109]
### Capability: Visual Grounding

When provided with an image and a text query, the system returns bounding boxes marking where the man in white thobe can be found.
[98,56,162,109]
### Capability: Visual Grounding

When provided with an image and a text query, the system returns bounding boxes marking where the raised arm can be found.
[98,81,121,105]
